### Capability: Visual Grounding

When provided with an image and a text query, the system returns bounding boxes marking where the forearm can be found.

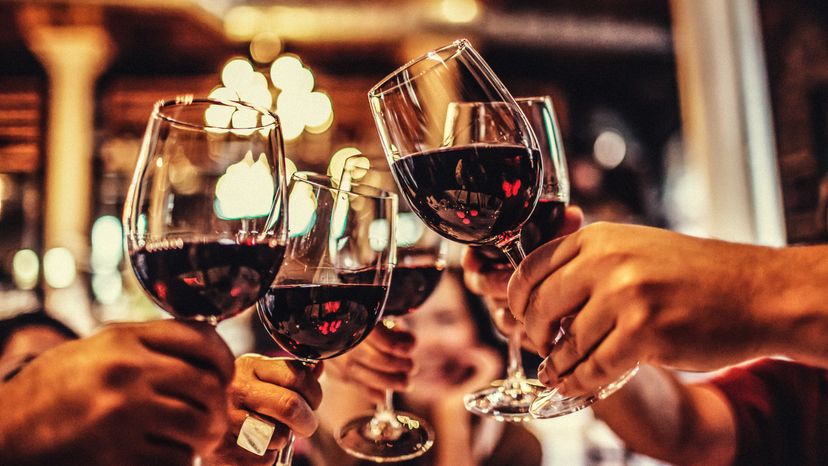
[591,365,735,465]
[432,403,476,466]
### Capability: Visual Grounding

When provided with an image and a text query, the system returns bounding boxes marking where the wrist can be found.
[760,246,828,366]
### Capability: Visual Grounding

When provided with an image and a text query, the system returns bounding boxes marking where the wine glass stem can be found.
[275,431,295,466]
[505,323,526,386]
[498,235,528,390]
[498,235,527,269]
[381,388,395,414]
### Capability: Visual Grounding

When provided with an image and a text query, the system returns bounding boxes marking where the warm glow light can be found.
[273,66,314,94]
[204,106,233,130]
[305,111,334,134]
[288,178,317,237]
[43,247,77,289]
[92,272,123,305]
[303,92,333,128]
[441,0,479,23]
[259,112,278,138]
[91,216,123,272]
[276,91,308,141]
[231,108,259,136]
[215,151,275,219]
[224,6,264,41]
[328,147,364,183]
[236,72,273,109]
[12,249,39,290]
[250,32,283,63]
[222,58,255,91]
[285,158,298,180]
[594,130,627,169]
[269,55,304,87]
[209,86,239,102]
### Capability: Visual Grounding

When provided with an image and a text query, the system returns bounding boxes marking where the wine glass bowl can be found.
[123,97,288,325]
[370,39,543,253]
[256,172,397,361]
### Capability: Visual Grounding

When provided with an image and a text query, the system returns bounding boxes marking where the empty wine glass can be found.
[255,172,398,465]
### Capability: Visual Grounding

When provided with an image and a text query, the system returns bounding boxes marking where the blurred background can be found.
[0,0,826,463]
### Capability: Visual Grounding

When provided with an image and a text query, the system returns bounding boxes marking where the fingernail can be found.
[538,368,550,386]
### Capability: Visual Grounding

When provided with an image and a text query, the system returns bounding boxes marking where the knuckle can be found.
[277,392,305,421]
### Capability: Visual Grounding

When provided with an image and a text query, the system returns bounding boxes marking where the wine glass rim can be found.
[368,38,471,98]
[292,172,398,201]
[152,96,281,131]
[515,96,554,105]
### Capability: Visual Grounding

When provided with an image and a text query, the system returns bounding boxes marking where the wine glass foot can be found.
[335,410,434,462]
[463,379,545,422]
[529,365,641,419]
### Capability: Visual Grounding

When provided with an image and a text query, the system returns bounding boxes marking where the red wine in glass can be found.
[391,143,542,245]
[257,282,388,360]
[473,198,567,263]
[130,240,285,321]
[382,264,445,317]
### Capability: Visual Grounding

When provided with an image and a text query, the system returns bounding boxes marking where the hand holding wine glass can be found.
[254,172,397,465]
[369,40,543,421]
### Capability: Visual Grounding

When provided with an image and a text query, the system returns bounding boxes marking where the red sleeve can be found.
[708,358,828,466]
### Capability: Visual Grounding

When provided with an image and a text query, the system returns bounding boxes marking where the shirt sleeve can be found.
[708,358,828,466]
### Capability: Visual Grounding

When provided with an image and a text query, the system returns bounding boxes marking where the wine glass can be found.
[368,39,543,421]
[256,172,398,465]
[457,97,638,419]
[335,162,447,461]
[123,96,288,325]
[122,97,288,465]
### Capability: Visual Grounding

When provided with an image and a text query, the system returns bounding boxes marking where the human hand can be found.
[508,222,784,396]
[324,322,415,403]
[0,320,235,466]
[461,205,584,303]
[208,354,322,464]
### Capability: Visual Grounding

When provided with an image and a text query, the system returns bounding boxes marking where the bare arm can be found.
[592,365,735,466]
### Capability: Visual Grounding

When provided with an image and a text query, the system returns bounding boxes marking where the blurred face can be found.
[406,273,478,390]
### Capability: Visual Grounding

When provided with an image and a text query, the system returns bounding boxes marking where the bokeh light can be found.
[12,249,39,290]
[43,247,77,289]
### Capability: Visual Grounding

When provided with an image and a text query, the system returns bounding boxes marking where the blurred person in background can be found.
[308,269,542,466]
[0,310,322,466]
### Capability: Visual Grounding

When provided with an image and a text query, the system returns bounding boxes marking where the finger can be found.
[142,435,195,466]
[151,355,226,413]
[460,247,512,299]
[508,232,582,322]
[362,324,416,357]
[349,359,411,392]
[133,320,235,385]
[249,358,323,409]
[540,300,616,383]
[556,328,636,397]
[149,396,227,454]
[521,258,592,353]
[347,341,415,375]
[559,206,584,236]
[233,380,318,438]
